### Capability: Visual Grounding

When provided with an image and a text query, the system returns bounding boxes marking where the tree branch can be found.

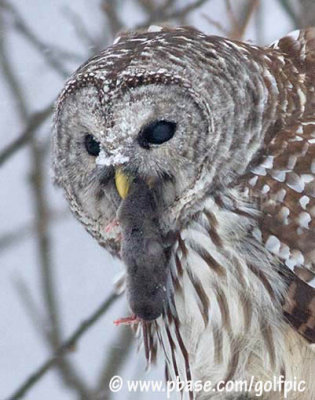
[0,105,53,166]
[0,4,90,396]
[63,6,99,53]
[0,209,68,253]
[1,0,70,77]
[231,0,259,40]
[101,0,125,37]
[202,13,229,35]
[276,0,299,27]
[14,278,47,337]
[136,0,210,29]
[5,292,120,400]
[29,137,90,398]
[95,320,134,397]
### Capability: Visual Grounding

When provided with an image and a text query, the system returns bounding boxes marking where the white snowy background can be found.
[0,0,301,399]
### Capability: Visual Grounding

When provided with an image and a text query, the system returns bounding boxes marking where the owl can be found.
[53,26,315,399]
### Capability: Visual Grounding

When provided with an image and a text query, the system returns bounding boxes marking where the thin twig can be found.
[164,0,210,20]
[137,0,169,23]
[95,321,134,396]
[138,0,158,13]
[101,0,125,37]
[276,0,299,27]
[202,13,229,35]
[254,0,264,45]
[224,0,239,34]
[63,6,98,52]
[0,105,53,167]
[0,209,68,252]
[1,0,70,77]
[231,0,259,40]
[0,19,27,119]
[164,0,177,8]
[136,0,210,29]
[14,278,46,337]
[29,140,61,348]
[0,5,90,396]
[5,292,120,400]
[29,138,90,398]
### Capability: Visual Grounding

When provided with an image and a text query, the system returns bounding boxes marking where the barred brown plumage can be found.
[53,26,315,399]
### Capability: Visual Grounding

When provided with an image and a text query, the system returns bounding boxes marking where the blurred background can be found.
[0,0,313,399]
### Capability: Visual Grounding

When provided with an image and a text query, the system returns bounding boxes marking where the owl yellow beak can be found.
[115,168,132,199]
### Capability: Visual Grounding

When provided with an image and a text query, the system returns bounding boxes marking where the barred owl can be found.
[53,26,315,399]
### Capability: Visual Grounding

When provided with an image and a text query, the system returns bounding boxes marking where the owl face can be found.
[54,80,211,253]
[54,28,269,257]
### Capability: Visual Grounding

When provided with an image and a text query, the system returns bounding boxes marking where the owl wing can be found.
[247,118,315,343]
[248,118,315,281]
[245,29,315,343]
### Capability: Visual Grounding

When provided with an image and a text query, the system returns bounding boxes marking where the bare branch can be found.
[0,105,53,167]
[63,6,99,53]
[1,0,70,77]
[165,0,210,20]
[29,141,61,348]
[0,209,68,253]
[29,139,91,398]
[254,0,264,45]
[0,22,28,119]
[164,0,177,8]
[202,13,229,35]
[276,0,300,27]
[5,292,120,400]
[101,0,125,37]
[46,45,84,64]
[95,321,134,396]
[0,10,53,167]
[137,0,170,22]
[13,279,88,397]
[231,0,259,40]
[295,0,315,28]
[0,4,90,395]
[14,278,46,337]
[212,0,259,41]
[138,0,159,13]
[136,0,210,29]
[224,0,240,35]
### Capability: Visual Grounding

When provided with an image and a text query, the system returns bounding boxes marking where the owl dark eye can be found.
[84,134,100,156]
[138,120,176,148]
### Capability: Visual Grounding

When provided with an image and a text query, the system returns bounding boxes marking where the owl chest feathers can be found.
[154,190,312,397]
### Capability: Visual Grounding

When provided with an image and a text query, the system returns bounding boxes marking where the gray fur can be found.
[118,178,170,320]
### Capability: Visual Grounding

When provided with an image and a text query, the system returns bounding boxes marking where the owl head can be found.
[53,27,270,320]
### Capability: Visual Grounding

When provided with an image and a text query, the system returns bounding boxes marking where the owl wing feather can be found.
[244,28,315,343]
[245,29,315,343]
[247,118,315,343]
[249,118,315,280]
